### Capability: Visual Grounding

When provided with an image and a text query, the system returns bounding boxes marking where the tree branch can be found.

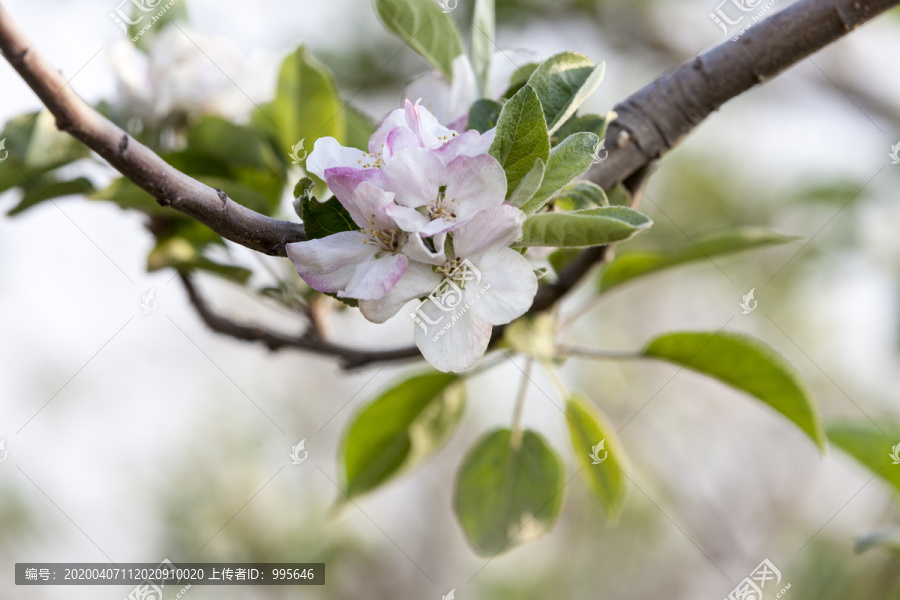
[0,2,304,256]
[1,0,897,368]
[178,273,420,368]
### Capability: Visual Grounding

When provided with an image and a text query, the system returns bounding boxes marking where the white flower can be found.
[403,50,540,129]
[108,24,277,124]
[411,204,538,373]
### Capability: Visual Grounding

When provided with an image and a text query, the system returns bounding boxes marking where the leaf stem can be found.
[540,359,569,401]
[509,358,533,450]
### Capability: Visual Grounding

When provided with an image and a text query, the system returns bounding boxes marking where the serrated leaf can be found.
[644,332,825,450]
[553,112,612,145]
[566,394,626,516]
[375,0,465,79]
[527,52,606,134]
[514,206,652,248]
[300,193,357,241]
[471,0,495,93]
[340,372,465,499]
[455,429,564,556]
[507,158,544,208]
[553,181,609,212]
[827,419,900,494]
[598,228,800,293]
[251,46,345,165]
[467,99,502,134]
[521,131,599,214]
[489,85,550,197]
[501,63,539,100]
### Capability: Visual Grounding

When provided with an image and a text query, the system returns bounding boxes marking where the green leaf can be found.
[553,181,609,212]
[467,99,502,134]
[644,332,825,450]
[147,238,252,285]
[506,158,544,208]
[855,527,900,555]
[252,46,345,161]
[526,52,606,134]
[298,181,357,240]
[553,112,612,145]
[606,184,631,206]
[501,63,539,100]
[471,0,495,94]
[598,228,801,293]
[489,85,550,196]
[521,131,599,215]
[7,176,94,216]
[455,429,564,556]
[514,206,652,248]
[127,1,188,50]
[186,116,282,173]
[340,372,465,499]
[566,394,626,516]
[827,419,900,494]
[344,104,377,152]
[375,0,465,79]
[90,177,170,216]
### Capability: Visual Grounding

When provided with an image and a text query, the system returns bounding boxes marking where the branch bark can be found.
[0,3,305,256]
[1,0,897,367]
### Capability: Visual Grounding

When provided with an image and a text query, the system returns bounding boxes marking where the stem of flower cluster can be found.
[509,358,532,451]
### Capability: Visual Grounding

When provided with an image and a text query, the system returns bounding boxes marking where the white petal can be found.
[405,99,455,149]
[386,203,431,234]
[413,296,493,372]
[451,204,525,257]
[359,262,442,323]
[369,107,409,156]
[443,154,507,220]
[324,170,388,226]
[468,247,538,325]
[349,181,398,232]
[402,232,447,265]
[285,232,377,294]
[487,49,541,99]
[448,55,478,126]
[403,72,452,125]
[306,137,367,180]
[339,253,408,301]
[434,129,494,163]
[382,147,444,208]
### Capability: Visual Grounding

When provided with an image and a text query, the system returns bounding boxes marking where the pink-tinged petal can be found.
[468,248,538,325]
[403,72,452,125]
[349,181,398,231]
[359,262,443,324]
[402,232,447,265]
[488,49,540,99]
[405,99,455,149]
[452,203,525,257]
[386,203,431,234]
[433,129,495,163]
[382,147,444,208]
[384,127,419,160]
[286,232,377,294]
[324,167,386,224]
[443,154,507,220]
[413,297,493,373]
[369,107,409,156]
[339,253,408,301]
[306,137,367,180]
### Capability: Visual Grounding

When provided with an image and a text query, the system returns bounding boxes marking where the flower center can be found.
[356,151,384,169]
[435,257,477,289]
[360,213,401,252]
[428,185,458,221]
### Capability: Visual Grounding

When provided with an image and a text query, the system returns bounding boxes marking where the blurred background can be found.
[2,0,900,598]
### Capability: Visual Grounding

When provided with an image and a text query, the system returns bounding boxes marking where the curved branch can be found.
[179,273,420,368]
[589,0,900,190]
[0,2,304,256]
[1,0,897,368]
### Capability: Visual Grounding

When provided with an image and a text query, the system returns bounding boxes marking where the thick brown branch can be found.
[589,0,900,190]
[178,273,420,368]
[0,2,304,256]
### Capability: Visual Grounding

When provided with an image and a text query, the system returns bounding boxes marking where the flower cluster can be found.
[286,100,537,372]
